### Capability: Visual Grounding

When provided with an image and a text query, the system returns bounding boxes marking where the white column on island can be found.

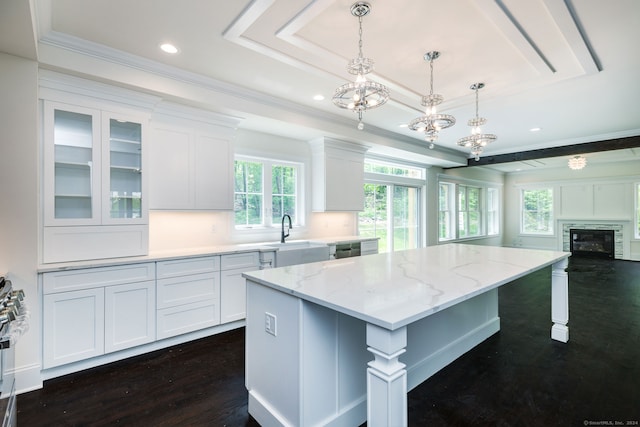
[551,258,569,342]
[366,323,408,427]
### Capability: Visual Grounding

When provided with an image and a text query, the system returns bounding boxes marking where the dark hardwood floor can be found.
[18,257,640,426]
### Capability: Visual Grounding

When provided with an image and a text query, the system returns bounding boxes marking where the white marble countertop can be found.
[243,244,570,330]
[36,236,377,272]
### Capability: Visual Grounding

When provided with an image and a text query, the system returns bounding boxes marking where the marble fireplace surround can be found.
[559,219,630,259]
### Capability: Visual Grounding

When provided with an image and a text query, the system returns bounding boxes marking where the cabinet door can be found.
[104,280,156,353]
[148,121,234,210]
[220,267,254,323]
[43,288,105,368]
[102,112,147,224]
[194,134,233,209]
[148,126,193,209]
[324,154,364,211]
[43,101,101,226]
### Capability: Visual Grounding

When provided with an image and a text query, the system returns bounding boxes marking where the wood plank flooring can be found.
[17,257,640,426]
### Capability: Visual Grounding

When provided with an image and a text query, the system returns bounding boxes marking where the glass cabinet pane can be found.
[53,110,94,219]
[109,119,142,219]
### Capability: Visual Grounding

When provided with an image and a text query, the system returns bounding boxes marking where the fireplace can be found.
[570,228,615,259]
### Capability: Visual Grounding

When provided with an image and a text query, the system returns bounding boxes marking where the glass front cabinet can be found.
[42,100,149,263]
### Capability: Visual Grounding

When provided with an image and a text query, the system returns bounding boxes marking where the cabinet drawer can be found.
[156,256,220,278]
[221,252,259,270]
[156,299,220,340]
[157,272,219,309]
[42,263,155,294]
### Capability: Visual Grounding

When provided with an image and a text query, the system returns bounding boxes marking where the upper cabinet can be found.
[40,71,157,263]
[43,101,148,226]
[309,138,369,212]
[149,103,241,210]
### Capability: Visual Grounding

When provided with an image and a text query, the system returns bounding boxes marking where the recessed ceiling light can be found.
[160,43,179,54]
[313,94,325,101]
[529,127,542,132]
[399,123,408,128]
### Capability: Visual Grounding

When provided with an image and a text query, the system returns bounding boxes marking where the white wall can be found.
[503,160,640,260]
[0,52,40,392]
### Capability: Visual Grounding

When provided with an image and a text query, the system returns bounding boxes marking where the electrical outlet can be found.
[265,312,277,336]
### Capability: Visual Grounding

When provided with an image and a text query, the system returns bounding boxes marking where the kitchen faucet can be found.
[281,214,292,243]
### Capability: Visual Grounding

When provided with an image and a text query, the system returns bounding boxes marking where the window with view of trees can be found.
[487,187,499,236]
[359,159,424,253]
[521,188,553,234]
[439,179,500,241]
[458,185,481,238]
[234,157,301,228]
[439,182,455,240]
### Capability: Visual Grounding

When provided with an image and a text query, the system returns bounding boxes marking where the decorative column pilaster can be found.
[551,258,569,342]
[366,323,408,427]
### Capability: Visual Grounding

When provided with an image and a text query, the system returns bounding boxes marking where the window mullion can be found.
[264,161,273,227]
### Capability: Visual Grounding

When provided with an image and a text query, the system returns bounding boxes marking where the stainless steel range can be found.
[0,277,28,427]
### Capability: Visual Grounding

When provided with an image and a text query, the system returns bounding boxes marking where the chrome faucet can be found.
[281,214,292,243]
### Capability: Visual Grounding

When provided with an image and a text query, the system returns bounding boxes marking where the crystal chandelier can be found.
[333,2,390,130]
[568,155,587,170]
[457,82,497,161]
[409,51,456,146]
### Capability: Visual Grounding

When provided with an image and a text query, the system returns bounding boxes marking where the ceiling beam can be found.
[464,135,640,167]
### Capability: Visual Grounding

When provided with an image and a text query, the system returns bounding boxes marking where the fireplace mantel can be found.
[558,219,631,260]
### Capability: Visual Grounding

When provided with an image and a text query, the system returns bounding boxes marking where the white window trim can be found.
[360,157,427,251]
[519,186,555,236]
[234,155,305,232]
[437,175,502,242]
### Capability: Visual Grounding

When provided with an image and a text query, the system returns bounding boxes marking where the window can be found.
[439,182,455,240]
[635,183,640,238]
[487,187,499,236]
[438,178,500,241]
[521,188,553,235]
[234,157,302,228]
[359,159,424,252]
[458,185,481,238]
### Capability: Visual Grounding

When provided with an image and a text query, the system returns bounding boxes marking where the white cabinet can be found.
[149,104,240,210]
[42,263,156,369]
[309,138,368,212]
[220,252,260,324]
[156,256,221,339]
[42,100,149,263]
[104,281,156,353]
[43,288,105,368]
[361,239,379,255]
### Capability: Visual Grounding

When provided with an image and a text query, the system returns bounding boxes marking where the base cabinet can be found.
[104,281,156,353]
[155,256,221,339]
[43,288,105,368]
[42,263,156,369]
[220,252,260,324]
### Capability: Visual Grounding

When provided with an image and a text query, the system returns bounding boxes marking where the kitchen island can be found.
[243,244,570,427]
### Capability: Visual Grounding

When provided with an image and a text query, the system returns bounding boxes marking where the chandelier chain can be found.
[358,15,363,59]
[429,57,434,96]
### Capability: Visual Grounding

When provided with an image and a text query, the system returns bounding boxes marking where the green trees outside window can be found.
[234,160,263,226]
[271,165,297,224]
[522,188,553,234]
[359,183,419,253]
[234,158,300,228]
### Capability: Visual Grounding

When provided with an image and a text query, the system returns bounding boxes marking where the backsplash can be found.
[148,210,357,251]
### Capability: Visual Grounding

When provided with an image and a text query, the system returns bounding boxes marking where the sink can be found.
[263,241,330,267]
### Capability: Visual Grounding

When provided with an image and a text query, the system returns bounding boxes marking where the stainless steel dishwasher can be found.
[334,241,361,259]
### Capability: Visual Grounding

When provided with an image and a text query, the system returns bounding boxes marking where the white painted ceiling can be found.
[2,0,640,169]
